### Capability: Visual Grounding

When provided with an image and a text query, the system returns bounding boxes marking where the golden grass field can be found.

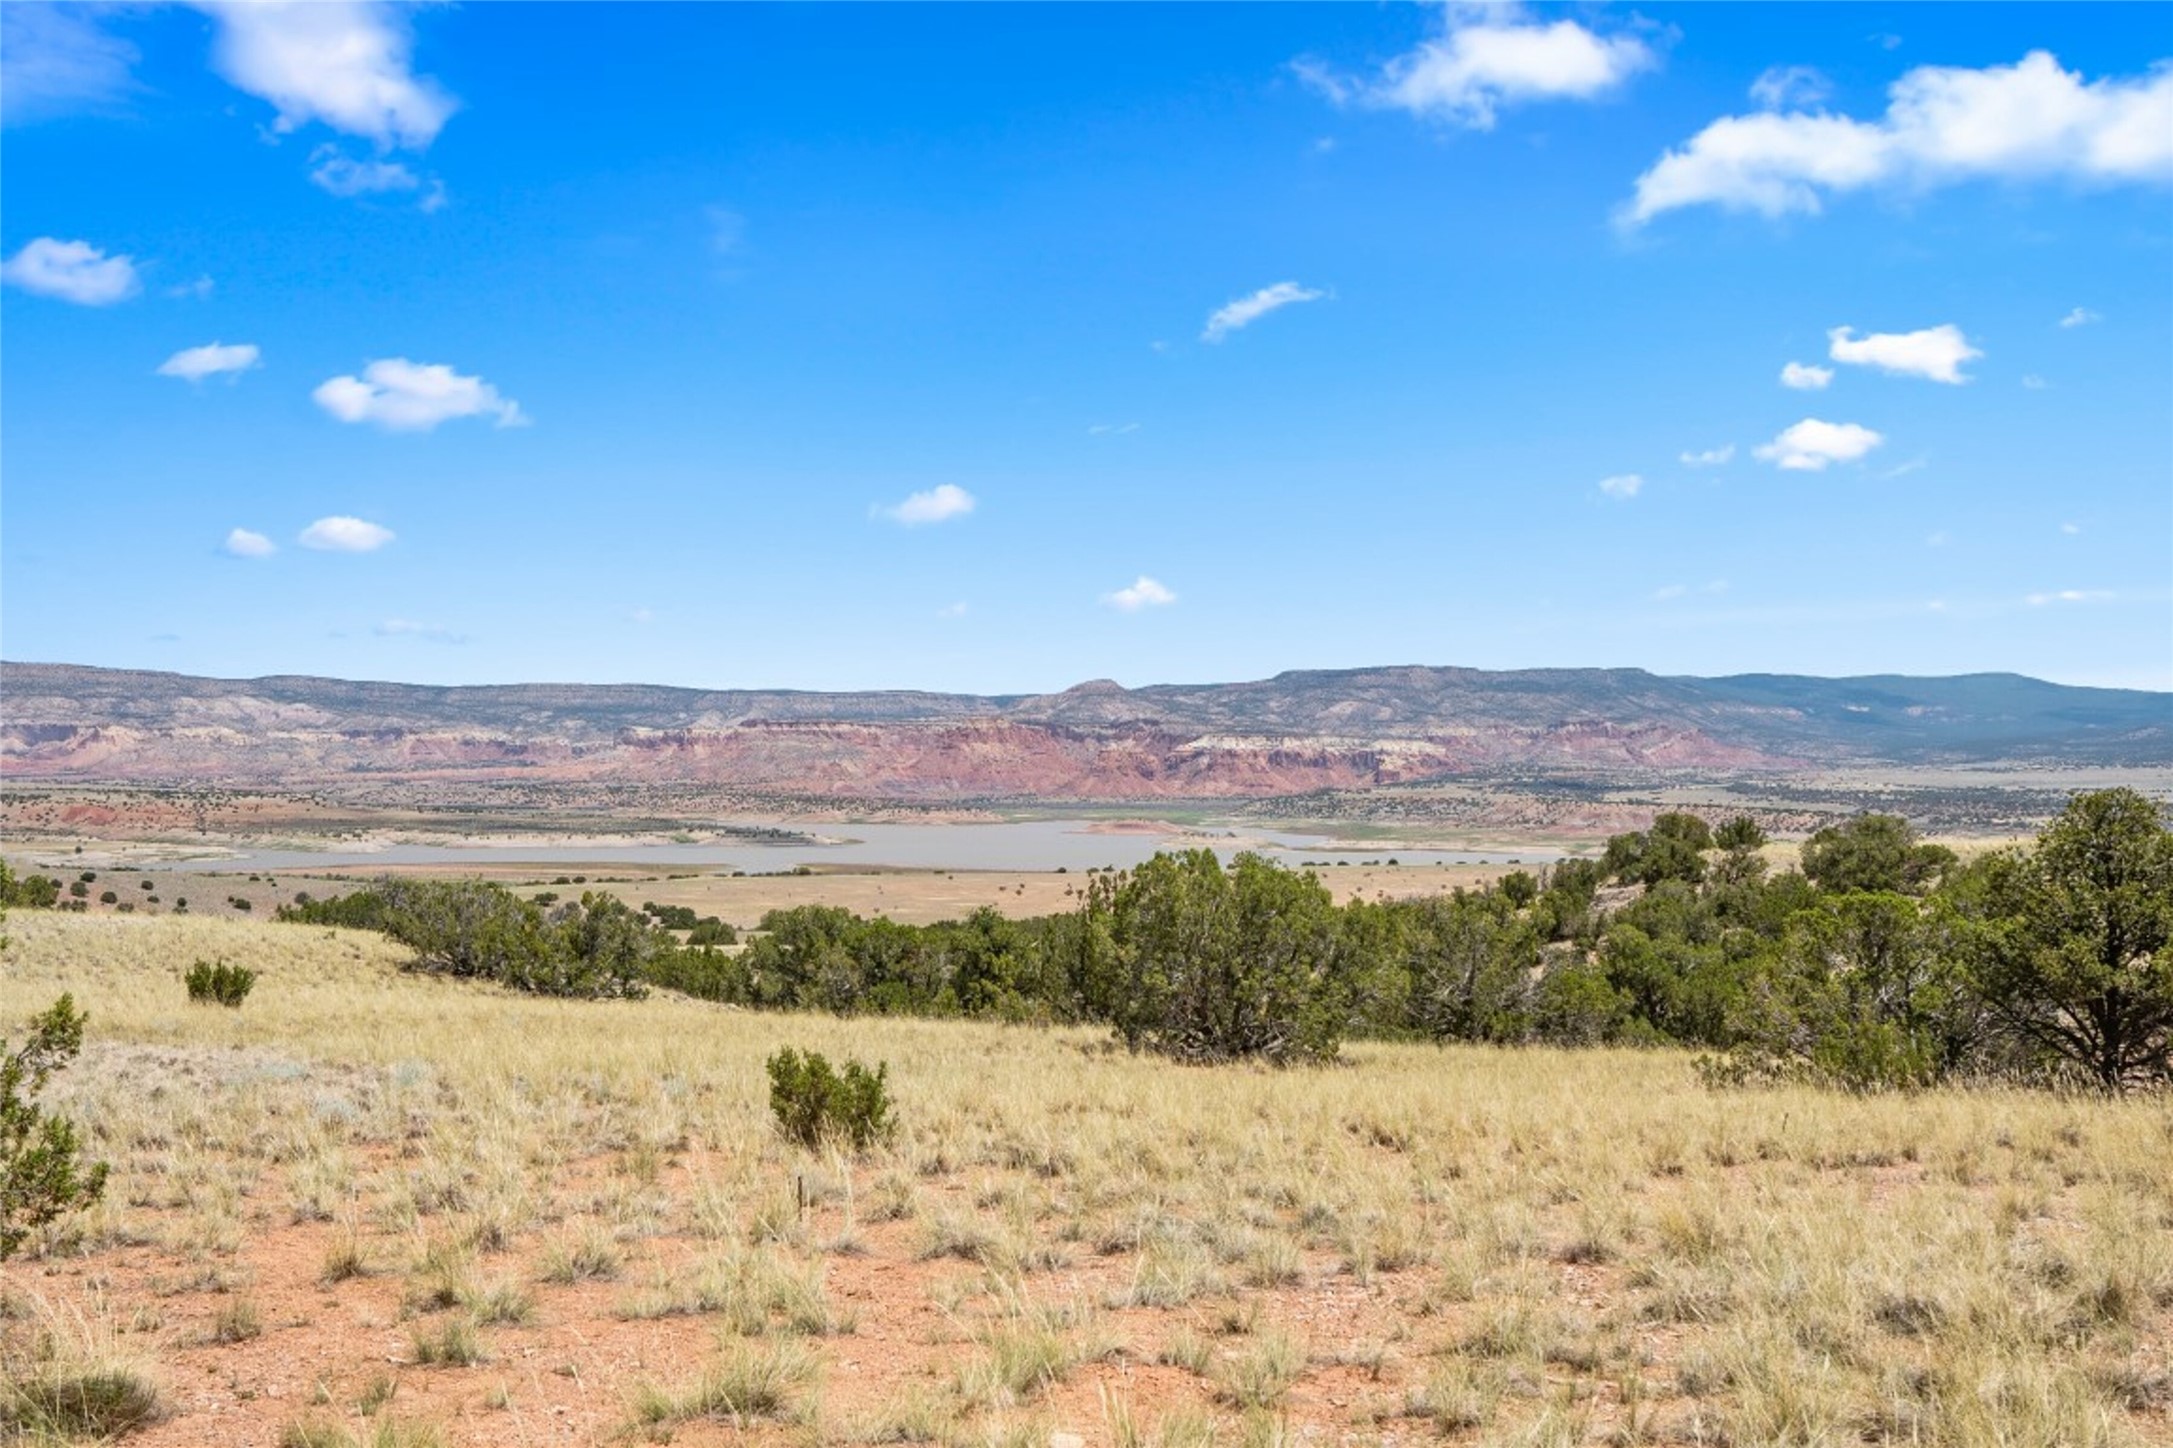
[0,857,1530,933]
[2,908,2169,1447]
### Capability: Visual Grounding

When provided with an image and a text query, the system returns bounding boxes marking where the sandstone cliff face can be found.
[3,662,2165,798]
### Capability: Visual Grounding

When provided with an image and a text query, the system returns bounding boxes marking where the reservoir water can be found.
[142,819,1565,875]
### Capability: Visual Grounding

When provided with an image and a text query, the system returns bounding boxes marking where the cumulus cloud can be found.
[1,3,138,123]
[313,358,526,431]
[223,527,276,558]
[1104,576,1176,611]
[158,342,260,382]
[1828,323,1981,383]
[1598,473,1643,499]
[298,515,394,552]
[1202,281,1326,342]
[2058,306,2102,328]
[875,484,976,526]
[1780,361,1834,390]
[1755,418,1885,471]
[1680,444,1735,466]
[1750,65,1832,111]
[1,237,139,305]
[1625,51,2173,225]
[204,0,455,149]
[1307,7,1654,130]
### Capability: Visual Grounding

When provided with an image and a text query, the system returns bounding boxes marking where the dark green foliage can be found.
[281,880,652,999]
[1960,789,2173,1089]
[1,995,110,1260]
[0,864,60,910]
[766,1048,895,1151]
[686,918,737,946]
[1600,812,1713,888]
[1715,816,1768,852]
[644,944,752,1002]
[1801,814,1956,895]
[1497,870,1539,909]
[185,959,258,1008]
[1086,851,1361,1064]
[276,888,392,930]
[1393,890,1541,1042]
[643,902,700,930]
[98,891,118,905]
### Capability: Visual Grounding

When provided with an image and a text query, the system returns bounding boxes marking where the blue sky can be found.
[3,2,2169,693]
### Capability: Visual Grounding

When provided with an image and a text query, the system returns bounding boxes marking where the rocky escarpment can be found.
[2,662,2165,798]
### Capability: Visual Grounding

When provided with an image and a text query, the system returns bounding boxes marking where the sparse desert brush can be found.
[184,958,258,1007]
[1,906,2170,1448]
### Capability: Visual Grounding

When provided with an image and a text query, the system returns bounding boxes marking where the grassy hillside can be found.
[3,910,2168,1446]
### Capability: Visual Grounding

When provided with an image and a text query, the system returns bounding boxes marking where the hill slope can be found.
[3,661,2166,798]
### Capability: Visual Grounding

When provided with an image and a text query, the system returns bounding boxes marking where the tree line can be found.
[254,788,2173,1090]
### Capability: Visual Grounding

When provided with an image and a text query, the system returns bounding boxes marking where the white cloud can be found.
[1598,473,1643,499]
[2060,521,2082,535]
[1750,65,1831,111]
[2022,373,2050,390]
[1680,444,1735,466]
[158,341,261,382]
[1828,323,1981,383]
[1625,51,2173,225]
[166,275,215,300]
[2058,306,2102,328]
[1754,418,1885,471]
[2024,588,2114,606]
[875,484,976,526]
[1202,281,1326,342]
[222,528,276,558]
[937,601,969,619]
[1,237,139,305]
[309,145,420,195]
[298,516,394,552]
[1,3,138,123]
[203,0,455,150]
[313,358,526,431]
[375,617,465,643]
[1315,9,1654,130]
[1104,576,1176,611]
[1780,361,1834,390]
[1088,422,1140,436]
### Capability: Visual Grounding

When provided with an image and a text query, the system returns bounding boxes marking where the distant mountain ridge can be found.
[3,661,2166,798]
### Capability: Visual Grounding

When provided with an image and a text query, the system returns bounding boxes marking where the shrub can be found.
[767,1048,895,1152]
[98,891,117,906]
[1084,851,1362,1064]
[1,995,110,1260]
[0,865,59,909]
[687,918,737,946]
[185,960,258,1008]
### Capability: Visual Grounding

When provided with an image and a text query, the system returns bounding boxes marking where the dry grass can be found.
[2,908,2169,1446]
